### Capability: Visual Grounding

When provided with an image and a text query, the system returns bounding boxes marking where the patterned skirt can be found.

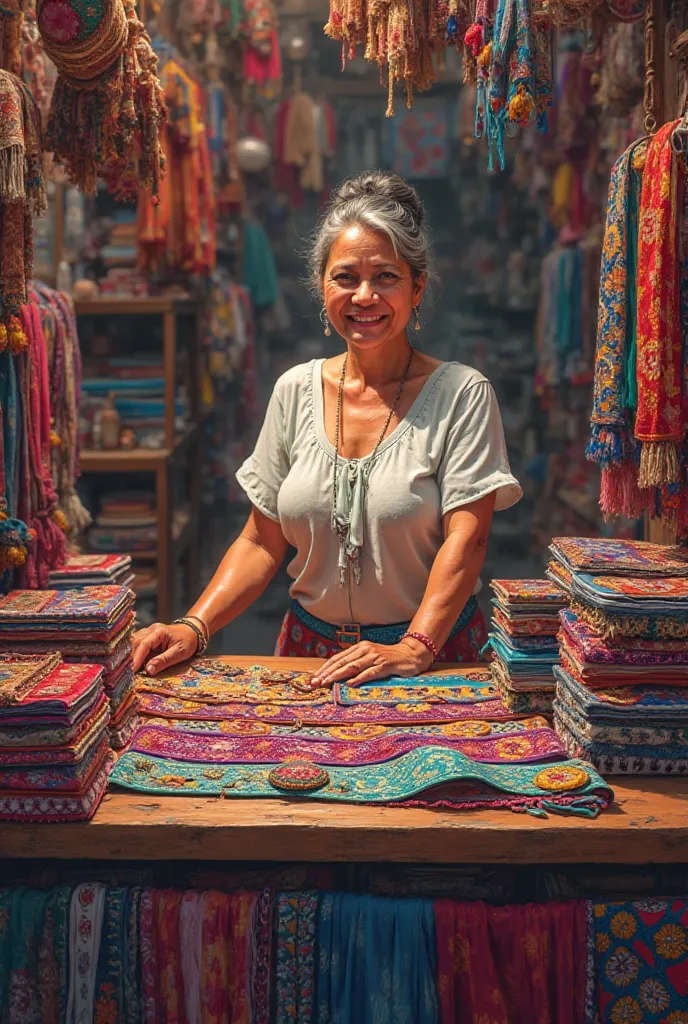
[275,597,488,663]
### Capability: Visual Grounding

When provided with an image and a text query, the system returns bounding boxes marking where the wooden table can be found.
[2,657,688,864]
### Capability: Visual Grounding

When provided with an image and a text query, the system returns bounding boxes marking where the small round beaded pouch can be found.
[268,760,330,793]
[533,765,589,792]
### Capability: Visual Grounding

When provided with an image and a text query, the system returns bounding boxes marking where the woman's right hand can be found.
[132,622,199,676]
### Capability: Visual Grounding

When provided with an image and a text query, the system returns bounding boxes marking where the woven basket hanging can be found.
[37,0,166,199]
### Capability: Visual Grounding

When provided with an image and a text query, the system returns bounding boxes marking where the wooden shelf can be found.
[2,657,688,864]
[79,425,199,473]
[74,296,197,317]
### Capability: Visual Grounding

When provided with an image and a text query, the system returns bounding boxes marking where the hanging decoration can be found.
[37,0,166,200]
[324,0,451,116]
[0,68,45,342]
[242,0,281,99]
[0,0,25,76]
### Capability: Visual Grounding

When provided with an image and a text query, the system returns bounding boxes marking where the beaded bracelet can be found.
[400,631,438,661]
[173,617,209,655]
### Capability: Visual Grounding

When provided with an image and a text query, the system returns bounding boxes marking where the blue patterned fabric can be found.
[290,597,479,645]
[315,893,439,1024]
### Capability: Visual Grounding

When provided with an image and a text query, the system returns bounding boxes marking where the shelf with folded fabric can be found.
[79,428,200,623]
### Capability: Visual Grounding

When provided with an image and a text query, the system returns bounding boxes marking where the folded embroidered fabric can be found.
[549,537,688,577]
[492,604,562,637]
[554,666,688,722]
[491,665,555,716]
[553,693,688,747]
[555,715,688,775]
[110,747,613,817]
[0,652,62,705]
[129,720,567,767]
[560,609,688,665]
[47,553,133,587]
[0,754,113,821]
[491,579,568,606]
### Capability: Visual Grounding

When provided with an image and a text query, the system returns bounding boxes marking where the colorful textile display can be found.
[38,0,166,199]
[486,579,567,714]
[242,0,281,98]
[551,537,688,774]
[435,899,591,1024]
[5,884,686,1024]
[588,121,688,529]
[111,746,612,817]
[0,585,136,748]
[0,659,113,820]
[274,91,335,205]
[137,46,215,276]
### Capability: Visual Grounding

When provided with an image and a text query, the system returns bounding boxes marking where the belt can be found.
[290,596,479,648]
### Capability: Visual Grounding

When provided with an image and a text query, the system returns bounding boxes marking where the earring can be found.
[320,306,331,337]
[413,306,421,331]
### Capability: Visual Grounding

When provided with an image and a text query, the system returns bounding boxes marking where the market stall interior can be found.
[2,0,688,1021]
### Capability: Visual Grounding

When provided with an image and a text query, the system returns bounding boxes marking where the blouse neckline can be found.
[311,357,449,464]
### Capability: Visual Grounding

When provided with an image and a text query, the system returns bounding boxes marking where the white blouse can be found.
[236,359,522,626]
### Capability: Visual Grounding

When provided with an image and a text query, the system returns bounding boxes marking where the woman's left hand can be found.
[310,638,433,688]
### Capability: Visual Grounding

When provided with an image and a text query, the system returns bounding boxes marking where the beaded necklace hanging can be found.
[37,0,166,200]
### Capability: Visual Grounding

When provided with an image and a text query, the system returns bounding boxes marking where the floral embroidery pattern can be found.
[38,0,80,42]
[593,901,688,1023]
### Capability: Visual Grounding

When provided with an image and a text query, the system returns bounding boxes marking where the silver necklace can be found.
[332,346,414,585]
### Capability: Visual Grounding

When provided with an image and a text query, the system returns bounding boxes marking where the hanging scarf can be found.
[588,137,648,517]
[66,883,106,1024]
[275,892,318,1024]
[180,891,203,1024]
[0,351,34,581]
[140,889,160,1024]
[38,0,166,200]
[635,119,684,488]
[93,888,128,1024]
[0,69,45,340]
[124,888,141,1024]
[156,889,185,1021]
[251,889,274,1024]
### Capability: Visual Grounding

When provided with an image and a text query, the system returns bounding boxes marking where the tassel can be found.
[638,440,682,488]
[507,84,535,126]
[599,464,649,520]
[0,146,26,202]
[7,316,28,353]
[64,489,92,534]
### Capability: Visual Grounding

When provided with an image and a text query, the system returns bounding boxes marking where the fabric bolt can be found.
[275,597,488,665]
[179,891,202,1024]
[251,889,274,1024]
[66,883,106,1024]
[236,359,520,627]
[140,889,159,1024]
[315,892,438,1024]
[592,900,688,1022]
[276,892,318,1024]
[93,888,128,1024]
[110,748,613,817]
[434,899,590,1024]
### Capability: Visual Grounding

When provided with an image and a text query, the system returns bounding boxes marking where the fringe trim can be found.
[570,600,688,640]
[586,424,628,468]
[599,463,650,519]
[638,440,682,488]
[0,145,26,202]
[64,489,93,535]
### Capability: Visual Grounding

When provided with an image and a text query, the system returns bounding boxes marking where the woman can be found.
[132,172,522,687]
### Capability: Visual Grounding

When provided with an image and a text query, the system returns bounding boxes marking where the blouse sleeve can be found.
[235,385,290,521]
[437,380,523,515]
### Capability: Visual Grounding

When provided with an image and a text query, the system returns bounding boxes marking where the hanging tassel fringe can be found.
[638,440,682,489]
[599,463,649,520]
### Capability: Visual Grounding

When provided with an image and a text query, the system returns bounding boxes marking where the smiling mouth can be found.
[346,314,387,324]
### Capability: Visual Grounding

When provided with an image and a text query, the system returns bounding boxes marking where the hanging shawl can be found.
[0,351,35,581]
[38,0,166,199]
[32,282,91,535]
[0,0,25,76]
[635,120,684,488]
[587,137,648,518]
[0,69,45,342]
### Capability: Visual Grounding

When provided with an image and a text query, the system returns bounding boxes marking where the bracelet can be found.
[184,614,210,644]
[173,617,208,655]
[400,631,438,661]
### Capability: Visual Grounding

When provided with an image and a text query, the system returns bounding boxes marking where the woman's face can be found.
[322,225,425,350]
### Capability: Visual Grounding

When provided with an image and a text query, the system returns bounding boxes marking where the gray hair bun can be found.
[310,171,430,291]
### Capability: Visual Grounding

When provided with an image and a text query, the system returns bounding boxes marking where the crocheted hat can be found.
[37,0,166,199]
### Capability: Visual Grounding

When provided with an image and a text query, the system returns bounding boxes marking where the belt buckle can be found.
[336,623,361,647]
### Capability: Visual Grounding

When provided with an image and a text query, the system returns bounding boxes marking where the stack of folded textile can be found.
[88,491,158,555]
[487,580,568,715]
[548,537,688,774]
[0,653,113,820]
[0,587,138,750]
[48,553,134,588]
